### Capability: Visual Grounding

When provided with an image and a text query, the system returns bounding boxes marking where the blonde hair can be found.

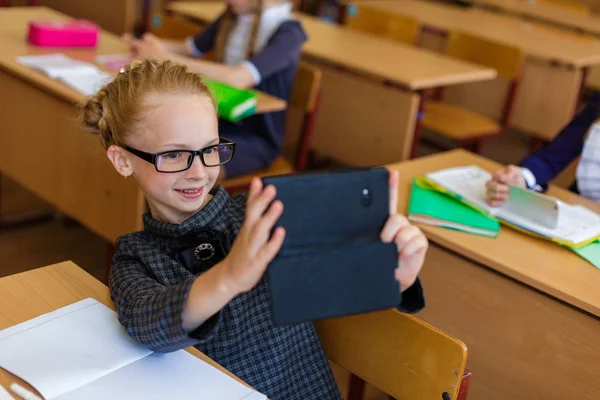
[214,0,265,63]
[78,59,216,149]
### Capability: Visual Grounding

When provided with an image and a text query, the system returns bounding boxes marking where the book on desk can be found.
[17,53,111,96]
[408,165,600,269]
[0,298,266,400]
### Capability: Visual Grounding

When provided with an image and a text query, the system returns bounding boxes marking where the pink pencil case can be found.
[28,20,99,48]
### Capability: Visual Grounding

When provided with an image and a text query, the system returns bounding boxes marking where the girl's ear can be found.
[107,145,134,178]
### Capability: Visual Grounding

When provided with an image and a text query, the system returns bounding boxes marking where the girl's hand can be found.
[122,33,169,61]
[485,165,526,207]
[219,178,286,295]
[380,170,428,292]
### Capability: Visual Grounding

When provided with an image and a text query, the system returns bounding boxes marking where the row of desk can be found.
[470,0,600,36]
[342,0,600,141]
[0,4,599,400]
[0,4,499,236]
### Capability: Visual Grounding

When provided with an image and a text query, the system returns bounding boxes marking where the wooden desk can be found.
[389,149,600,316]
[387,150,600,399]
[0,7,285,243]
[470,0,600,37]
[419,243,600,400]
[0,261,254,397]
[11,0,137,35]
[348,0,600,140]
[168,1,496,166]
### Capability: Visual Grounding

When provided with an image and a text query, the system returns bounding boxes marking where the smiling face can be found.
[112,92,220,224]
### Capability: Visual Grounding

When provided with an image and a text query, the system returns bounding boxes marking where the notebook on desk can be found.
[424,165,600,248]
[0,298,266,400]
[204,78,258,122]
[408,177,500,237]
[16,53,111,96]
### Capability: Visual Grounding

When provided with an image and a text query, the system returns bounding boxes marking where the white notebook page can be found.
[0,299,152,399]
[55,351,267,400]
[16,53,111,95]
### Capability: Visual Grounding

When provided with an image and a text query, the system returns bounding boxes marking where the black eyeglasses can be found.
[124,138,236,173]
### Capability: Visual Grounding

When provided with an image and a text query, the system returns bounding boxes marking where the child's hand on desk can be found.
[219,178,286,295]
[381,170,428,292]
[485,165,526,207]
[121,33,169,61]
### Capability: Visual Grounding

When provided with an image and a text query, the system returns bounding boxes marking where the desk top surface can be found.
[388,149,600,318]
[349,0,600,67]
[169,1,497,90]
[0,7,285,112]
[470,0,600,37]
[0,261,253,396]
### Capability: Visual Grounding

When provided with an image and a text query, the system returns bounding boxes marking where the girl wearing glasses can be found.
[79,59,427,399]
[123,0,305,179]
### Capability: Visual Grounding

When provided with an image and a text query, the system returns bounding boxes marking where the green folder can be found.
[408,178,500,237]
[570,240,600,269]
[204,78,258,123]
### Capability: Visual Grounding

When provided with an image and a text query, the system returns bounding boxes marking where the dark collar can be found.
[142,185,230,239]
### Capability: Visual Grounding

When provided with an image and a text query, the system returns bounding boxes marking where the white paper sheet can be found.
[17,54,100,79]
[16,53,111,94]
[58,73,112,96]
[0,299,152,399]
[55,351,267,400]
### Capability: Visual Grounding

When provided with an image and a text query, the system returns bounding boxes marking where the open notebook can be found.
[17,53,111,96]
[425,166,600,248]
[0,298,266,400]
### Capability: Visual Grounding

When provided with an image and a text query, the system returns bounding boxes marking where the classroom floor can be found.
[0,128,532,400]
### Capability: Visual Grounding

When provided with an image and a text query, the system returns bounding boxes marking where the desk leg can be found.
[410,91,426,159]
[337,2,348,24]
[141,0,152,33]
[578,66,590,109]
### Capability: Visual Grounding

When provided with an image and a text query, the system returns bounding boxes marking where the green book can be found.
[204,78,258,122]
[408,178,500,237]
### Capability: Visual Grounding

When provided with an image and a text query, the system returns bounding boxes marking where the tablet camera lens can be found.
[361,188,372,206]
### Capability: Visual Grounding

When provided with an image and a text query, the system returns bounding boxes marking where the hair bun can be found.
[78,89,111,148]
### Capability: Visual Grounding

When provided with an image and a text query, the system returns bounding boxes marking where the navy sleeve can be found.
[396,278,425,314]
[520,92,600,188]
[189,14,225,56]
[248,20,307,82]
[110,237,223,352]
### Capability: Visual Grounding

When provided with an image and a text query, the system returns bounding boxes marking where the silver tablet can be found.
[503,185,559,229]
